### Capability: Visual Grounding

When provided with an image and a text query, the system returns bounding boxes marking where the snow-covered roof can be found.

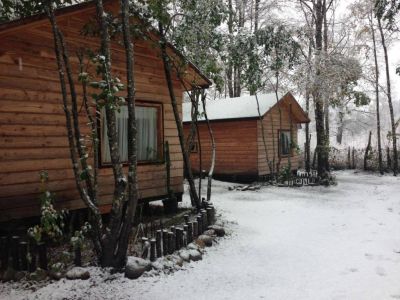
[183,92,286,122]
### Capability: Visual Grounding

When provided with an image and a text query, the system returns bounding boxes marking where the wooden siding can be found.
[0,6,185,221]
[184,119,258,177]
[257,103,301,176]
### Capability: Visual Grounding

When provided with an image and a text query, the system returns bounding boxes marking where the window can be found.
[101,104,162,164]
[279,130,292,156]
[189,142,198,153]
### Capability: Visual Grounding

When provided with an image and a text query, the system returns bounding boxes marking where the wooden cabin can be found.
[0,1,211,222]
[183,92,310,182]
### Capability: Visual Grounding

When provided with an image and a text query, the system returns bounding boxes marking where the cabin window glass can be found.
[279,130,291,156]
[102,105,160,164]
[190,142,198,153]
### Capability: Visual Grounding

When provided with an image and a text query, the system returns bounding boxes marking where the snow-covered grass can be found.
[1,170,400,300]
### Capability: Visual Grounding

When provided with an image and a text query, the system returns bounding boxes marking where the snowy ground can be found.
[1,170,400,300]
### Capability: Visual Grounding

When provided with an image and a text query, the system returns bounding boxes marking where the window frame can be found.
[99,101,164,168]
[189,141,198,153]
[278,129,293,158]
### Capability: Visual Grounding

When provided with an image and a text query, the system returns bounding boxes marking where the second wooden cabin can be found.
[183,92,310,182]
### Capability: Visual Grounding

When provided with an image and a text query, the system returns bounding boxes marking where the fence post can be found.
[37,242,48,270]
[0,236,8,270]
[156,230,162,258]
[19,241,28,271]
[11,236,20,271]
[162,230,168,255]
[150,239,156,262]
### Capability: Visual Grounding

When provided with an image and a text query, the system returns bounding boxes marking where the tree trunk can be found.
[158,22,201,209]
[45,4,103,258]
[200,91,216,201]
[377,17,398,176]
[227,0,234,98]
[254,0,260,32]
[255,93,273,174]
[115,0,139,266]
[364,131,372,171]
[369,13,383,175]
[313,0,329,179]
[347,147,351,169]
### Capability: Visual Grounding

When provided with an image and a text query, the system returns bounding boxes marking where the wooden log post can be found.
[187,222,193,243]
[206,207,214,225]
[175,228,183,250]
[197,215,203,235]
[0,236,8,270]
[168,232,175,254]
[11,236,20,270]
[156,230,162,258]
[28,240,37,272]
[184,214,189,224]
[387,146,392,171]
[150,239,156,262]
[74,245,82,267]
[201,210,208,230]
[347,147,351,169]
[192,220,198,239]
[162,230,168,255]
[37,242,48,270]
[19,241,28,271]
[183,225,189,246]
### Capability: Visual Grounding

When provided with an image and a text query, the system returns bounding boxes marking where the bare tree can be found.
[376,14,398,175]
[45,0,140,268]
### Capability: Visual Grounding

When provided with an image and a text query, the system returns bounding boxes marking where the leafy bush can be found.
[27,171,67,244]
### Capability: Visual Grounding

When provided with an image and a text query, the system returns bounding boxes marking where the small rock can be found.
[29,268,48,281]
[203,229,216,237]
[171,255,184,267]
[66,267,90,280]
[197,235,213,247]
[187,242,200,251]
[228,186,234,191]
[178,250,191,262]
[2,267,16,282]
[50,271,63,281]
[125,257,151,279]
[241,185,249,191]
[208,225,225,237]
[150,260,164,271]
[188,249,202,261]
[14,271,26,281]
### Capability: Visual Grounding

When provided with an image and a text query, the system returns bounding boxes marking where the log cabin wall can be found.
[0,5,186,221]
[184,119,259,179]
[257,103,301,176]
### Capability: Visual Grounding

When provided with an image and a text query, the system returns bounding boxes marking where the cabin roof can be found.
[0,0,212,89]
[182,92,310,123]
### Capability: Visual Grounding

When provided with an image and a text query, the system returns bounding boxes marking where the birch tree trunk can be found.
[369,13,384,175]
[377,17,398,176]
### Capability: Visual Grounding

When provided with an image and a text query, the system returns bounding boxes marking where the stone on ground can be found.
[208,225,225,237]
[66,267,90,280]
[125,257,151,279]
[188,249,202,262]
[197,235,213,247]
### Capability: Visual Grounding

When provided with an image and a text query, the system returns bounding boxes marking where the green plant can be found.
[70,222,92,250]
[278,166,292,183]
[27,171,67,244]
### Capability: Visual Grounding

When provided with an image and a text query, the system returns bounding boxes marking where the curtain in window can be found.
[102,106,158,163]
[137,106,158,161]
[280,131,291,156]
